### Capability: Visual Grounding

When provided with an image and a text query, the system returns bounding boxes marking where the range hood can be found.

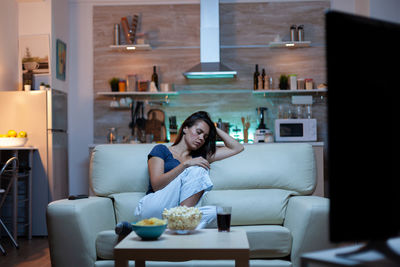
[183,0,237,79]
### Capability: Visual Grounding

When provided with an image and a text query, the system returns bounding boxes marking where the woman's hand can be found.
[208,128,244,163]
[183,157,210,170]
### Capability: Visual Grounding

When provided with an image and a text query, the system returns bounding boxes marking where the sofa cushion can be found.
[95,226,291,260]
[201,189,295,225]
[110,192,146,223]
[96,230,119,260]
[91,144,156,196]
[210,143,316,194]
[95,259,292,267]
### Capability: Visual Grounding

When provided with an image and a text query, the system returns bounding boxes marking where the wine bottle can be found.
[253,64,260,90]
[151,65,159,89]
[261,68,266,89]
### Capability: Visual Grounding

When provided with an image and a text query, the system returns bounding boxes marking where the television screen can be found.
[326,11,399,243]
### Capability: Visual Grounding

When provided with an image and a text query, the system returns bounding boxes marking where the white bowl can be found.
[0,138,28,147]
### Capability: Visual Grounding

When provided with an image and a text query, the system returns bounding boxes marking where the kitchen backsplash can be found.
[93,1,329,144]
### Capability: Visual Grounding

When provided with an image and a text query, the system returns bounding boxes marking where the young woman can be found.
[134,111,244,228]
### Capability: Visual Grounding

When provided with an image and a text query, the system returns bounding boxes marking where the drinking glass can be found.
[217,206,232,232]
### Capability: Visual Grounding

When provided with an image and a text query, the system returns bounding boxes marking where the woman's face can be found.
[183,120,210,150]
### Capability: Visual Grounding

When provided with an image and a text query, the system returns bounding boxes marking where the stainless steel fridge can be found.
[0,89,68,235]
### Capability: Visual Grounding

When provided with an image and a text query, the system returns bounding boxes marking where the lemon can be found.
[0,134,7,138]
[7,130,17,137]
[18,131,27,138]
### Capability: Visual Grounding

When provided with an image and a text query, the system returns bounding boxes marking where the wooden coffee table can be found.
[114,229,250,267]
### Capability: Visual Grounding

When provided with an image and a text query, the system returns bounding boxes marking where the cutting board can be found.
[145,109,166,142]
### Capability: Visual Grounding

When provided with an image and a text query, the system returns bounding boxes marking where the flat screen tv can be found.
[326,10,399,256]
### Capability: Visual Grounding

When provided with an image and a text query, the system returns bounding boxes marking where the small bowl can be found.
[131,222,167,240]
[0,137,28,147]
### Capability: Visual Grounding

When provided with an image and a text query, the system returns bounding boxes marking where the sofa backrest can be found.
[90,143,316,224]
[90,144,153,196]
[202,143,316,225]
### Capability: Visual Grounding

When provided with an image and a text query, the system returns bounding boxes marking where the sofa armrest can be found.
[46,196,116,267]
[284,196,335,267]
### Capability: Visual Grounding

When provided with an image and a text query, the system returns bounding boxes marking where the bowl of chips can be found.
[131,217,167,240]
[162,206,202,234]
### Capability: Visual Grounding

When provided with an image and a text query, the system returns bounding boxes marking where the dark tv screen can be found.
[326,11,399,243]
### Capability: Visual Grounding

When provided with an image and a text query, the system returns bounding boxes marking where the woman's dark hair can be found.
[172,111,216,158]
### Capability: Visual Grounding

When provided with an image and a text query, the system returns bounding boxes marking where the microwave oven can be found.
[275,119,317,142]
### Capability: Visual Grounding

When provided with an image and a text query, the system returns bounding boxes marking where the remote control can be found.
[68,194,89,200]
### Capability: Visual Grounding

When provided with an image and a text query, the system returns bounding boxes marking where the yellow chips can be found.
[136,217,166,226]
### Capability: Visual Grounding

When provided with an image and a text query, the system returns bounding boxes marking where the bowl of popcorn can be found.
[162,206,202,234]
[131,217,167,240]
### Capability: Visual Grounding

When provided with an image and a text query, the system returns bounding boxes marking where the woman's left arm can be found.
[208,127,244,163]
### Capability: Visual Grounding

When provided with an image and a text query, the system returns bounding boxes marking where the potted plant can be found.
[109,77,120,92]
[279,74,288,90]
[24,80,32,91]
[39,82,46,90]
[22,47,39,71]
[45,84,51,90]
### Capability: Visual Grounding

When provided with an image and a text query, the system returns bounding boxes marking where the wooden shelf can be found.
[97,91,178,96]
[253,89,327,94]
[109,44,151,51]
[269,41,311,48]
[98,89,326,97]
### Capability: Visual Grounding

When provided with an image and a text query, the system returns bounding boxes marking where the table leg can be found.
[28,150,33,239]
[11,150,18,241]
[235,259,249,267]
[135,260,145,267]
[114,258,129,267]
[300,257,308,267]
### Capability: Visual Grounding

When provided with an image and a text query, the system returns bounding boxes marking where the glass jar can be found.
[107,128,118,144]
[264,130,274,143]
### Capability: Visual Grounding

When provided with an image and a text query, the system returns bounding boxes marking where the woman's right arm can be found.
[148,156,211,192]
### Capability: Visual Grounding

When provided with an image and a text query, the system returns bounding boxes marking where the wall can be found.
[52,0,70,93]
[93,1,329,144]
[18,0,51,90]
[68,1,93,195]
[0,0,19,91]
[67,0,399,196]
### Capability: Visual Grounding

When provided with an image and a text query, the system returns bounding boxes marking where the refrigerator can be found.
[0,89,68,235]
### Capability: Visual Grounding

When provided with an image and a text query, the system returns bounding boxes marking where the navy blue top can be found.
[147,144,180,194]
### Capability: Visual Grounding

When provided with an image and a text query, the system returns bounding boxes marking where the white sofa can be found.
[47,143,333,267]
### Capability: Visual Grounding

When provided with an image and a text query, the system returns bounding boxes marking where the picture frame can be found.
[19,34,50,90]
[56,39,67,81]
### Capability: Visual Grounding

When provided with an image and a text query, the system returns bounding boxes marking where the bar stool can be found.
[0,157,19,255]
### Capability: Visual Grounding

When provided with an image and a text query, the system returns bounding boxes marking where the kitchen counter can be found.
[0,146,38,150]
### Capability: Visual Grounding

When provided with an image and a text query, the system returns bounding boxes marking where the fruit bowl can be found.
[0,138,28,147]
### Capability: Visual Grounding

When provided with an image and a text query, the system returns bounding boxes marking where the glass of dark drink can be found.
[217,206,232,232]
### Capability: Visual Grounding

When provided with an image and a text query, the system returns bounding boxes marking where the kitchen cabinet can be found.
[311,143,324,197]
